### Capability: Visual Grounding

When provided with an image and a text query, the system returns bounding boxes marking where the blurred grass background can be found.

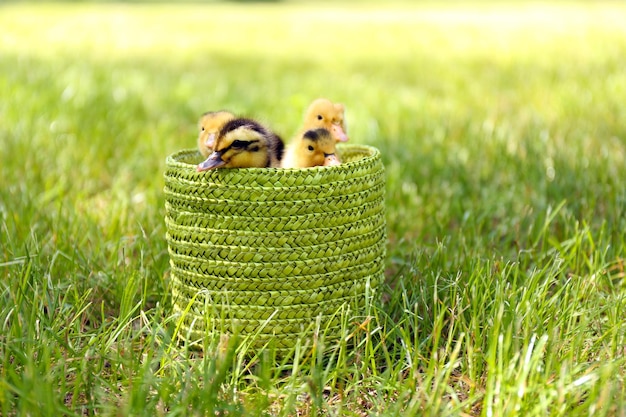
[1,1,625,415]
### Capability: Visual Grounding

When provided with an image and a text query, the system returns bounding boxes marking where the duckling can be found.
[299,98,349,143]
[197,118,284,171]
[281,128,341,168]
[197,110,236,157]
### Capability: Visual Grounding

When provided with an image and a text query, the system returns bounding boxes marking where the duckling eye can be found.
[317,115,323,121]
[308,145,314,151]
[232,140,247,149]
[201,127,205,131]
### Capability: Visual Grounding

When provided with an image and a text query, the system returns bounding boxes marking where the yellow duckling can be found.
[197,118,284,171]
[197,110,236,158]
[299,98,349,143]
[281,128,341,168]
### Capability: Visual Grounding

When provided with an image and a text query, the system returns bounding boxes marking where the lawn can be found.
[1,1,625,415]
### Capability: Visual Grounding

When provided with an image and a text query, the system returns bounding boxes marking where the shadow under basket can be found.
[164,144,386,351]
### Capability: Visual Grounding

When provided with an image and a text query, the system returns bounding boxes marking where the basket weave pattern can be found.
[164,145,386,349]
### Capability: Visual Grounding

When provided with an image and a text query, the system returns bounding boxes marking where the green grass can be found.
[1,1,625,415]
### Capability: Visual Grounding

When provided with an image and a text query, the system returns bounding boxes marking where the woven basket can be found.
[164,144,386,350]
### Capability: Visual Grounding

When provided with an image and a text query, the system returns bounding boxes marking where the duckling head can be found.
[303,98,348,143]
[197,110,236,157]
[298,128,341,168]
[197,118,274,171]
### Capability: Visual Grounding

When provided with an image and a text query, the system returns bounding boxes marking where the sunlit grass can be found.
[1,1,625,416]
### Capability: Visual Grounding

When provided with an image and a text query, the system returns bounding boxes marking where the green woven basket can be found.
[164,144,386,350]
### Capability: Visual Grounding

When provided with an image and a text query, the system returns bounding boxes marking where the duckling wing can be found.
[271,133,285,166]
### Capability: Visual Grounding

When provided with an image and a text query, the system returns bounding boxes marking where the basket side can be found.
[164,145,386,350]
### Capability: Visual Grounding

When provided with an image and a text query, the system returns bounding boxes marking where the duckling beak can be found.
[197,151,226,171]
[331,123,348,142]
[323,153,341,167]
[204,133,216,149]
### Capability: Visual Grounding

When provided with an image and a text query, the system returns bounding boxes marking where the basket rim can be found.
[165,144,380,174]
